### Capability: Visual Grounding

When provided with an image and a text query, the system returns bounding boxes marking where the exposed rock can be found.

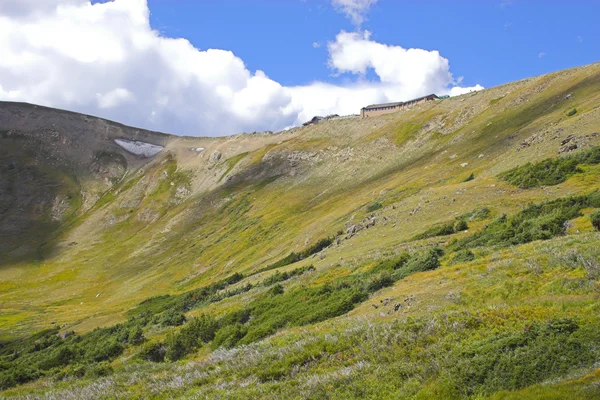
[51,195,70,221]
[59,331,74,339]
[561,134,575,146]
[211,151,222,161]
[559,143,578,154]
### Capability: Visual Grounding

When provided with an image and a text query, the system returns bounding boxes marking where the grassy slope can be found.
[1,63,600,398]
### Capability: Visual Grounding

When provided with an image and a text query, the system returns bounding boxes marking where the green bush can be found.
[446,318,597,397]
[590,210,600,231]
[414,221,456,240]
[208,248,444,350]
[262,265,315,286]
[212,324,248,349]
[406,247,444,273]
[450,249,475,265]
[84,362,113,378]
[452,192,600,250]
[462,173,475,182]
[469,207,491,221]
[160,309,186,327]
[499,146,600,189]
[366,202,383,212]
[372,252,410,273]
[262,237,334,272]
[164,314,219,361]
[455,219,468,231]
[138,342,166,363]
[267,284,285,296]
[567,108,577,117]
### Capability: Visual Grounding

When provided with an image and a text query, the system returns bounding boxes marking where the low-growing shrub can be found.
[138,342,166,362]
[455,219,468,232]
[262,265,315,286]
[450,249,475,265]
[446,318,598,397]
[567,108,577,117]
[590,210,600,231]
[462,173,475,182]
[414,219,468,240]
[262,237,334,272]
[452,192,600,250]
[499,145,600,188]
[209,248,443,350]
[160,309,186,327]
[366,202,383,212]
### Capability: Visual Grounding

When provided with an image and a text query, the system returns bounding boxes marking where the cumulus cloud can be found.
[331,0,378,26]
[0,0,482,136]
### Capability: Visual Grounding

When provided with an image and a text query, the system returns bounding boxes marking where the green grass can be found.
[3,63,600,398]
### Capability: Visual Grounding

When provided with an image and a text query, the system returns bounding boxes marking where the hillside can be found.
[1,62,600,399]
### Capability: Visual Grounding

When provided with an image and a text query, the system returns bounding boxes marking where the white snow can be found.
[192,147,205,152]
[114,138,164,157]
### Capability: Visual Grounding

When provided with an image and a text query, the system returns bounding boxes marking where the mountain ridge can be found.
[1,62,600,399]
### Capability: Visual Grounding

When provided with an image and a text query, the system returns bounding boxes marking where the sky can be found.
[0,0,597,137]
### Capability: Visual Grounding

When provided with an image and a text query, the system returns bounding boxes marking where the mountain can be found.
[1,63,600,399]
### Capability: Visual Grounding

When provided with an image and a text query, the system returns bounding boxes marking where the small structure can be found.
[302,114,342,126]
[360,94,439,118]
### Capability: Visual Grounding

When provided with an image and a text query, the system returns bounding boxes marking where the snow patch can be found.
[114,138,163,157]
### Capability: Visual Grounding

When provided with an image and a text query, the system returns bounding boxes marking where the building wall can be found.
[361,95,437,118]
[361,105,402,118]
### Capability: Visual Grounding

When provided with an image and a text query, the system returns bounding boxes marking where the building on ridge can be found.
[360,94,439,118]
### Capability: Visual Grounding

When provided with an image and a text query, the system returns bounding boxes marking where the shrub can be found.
[367,273,394,292]
[499,145,600,189]
[446,318,597,397]
[407,247,444,273]
[414,221,456,240]
[372,252,411,273]
[267,284,284,296]
[160,309,186,327]
[462,173,475,182]
[127,326,145,345]
[452,192,600,250]
[164,314,219,361]
[590,210,600,231]
[138,342,166,363]
[450,249,475,265]
[262,265,315,286]
[366,202,383,212]
[84,362,113,378]
[87,339,124,362]
[262,237,334,271]
[212,324,248,349]
[567,108,577,117]
[455,219,468,232]
[469,207,491,221]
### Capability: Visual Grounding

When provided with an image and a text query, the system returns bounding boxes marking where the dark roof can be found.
[362,94,439,110]
[362,101,403,110]
[404,94,439,103]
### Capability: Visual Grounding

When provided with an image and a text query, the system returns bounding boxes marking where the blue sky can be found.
[0,0,597,136]
[145,0,596,90]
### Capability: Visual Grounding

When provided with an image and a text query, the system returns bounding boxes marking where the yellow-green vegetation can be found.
[2,63,600,399]
[499,146,600,188]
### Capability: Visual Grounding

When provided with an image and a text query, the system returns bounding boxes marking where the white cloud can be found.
[0,0,482,136]
[331,0,378,26]
[538,52,546,58]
